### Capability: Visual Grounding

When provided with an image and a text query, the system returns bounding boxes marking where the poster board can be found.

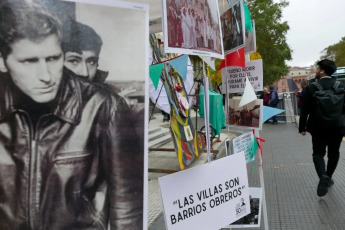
[162,0,224,59]
[159,153,250,230]
[244,20,256,54]
[221,59,263,94]
[228,98,263,130]
[0,0,148,228]
[220,0,245,54]
[232,132,257,163]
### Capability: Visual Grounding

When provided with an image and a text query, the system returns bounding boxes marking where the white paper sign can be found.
[222,59,263,93]
[159,154,250,230]
[232,132,256,163]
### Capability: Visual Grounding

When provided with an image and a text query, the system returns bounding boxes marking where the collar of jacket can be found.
[0,68,82,125]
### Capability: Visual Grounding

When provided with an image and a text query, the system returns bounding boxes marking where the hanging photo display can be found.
[244,20,256,54]
[220,0,245,54]
[0,0,148,228]
[228,98,263,130]
[162,0,224,59]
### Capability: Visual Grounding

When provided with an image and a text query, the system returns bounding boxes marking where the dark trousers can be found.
[269,104,278,122]
[311,131,343,179]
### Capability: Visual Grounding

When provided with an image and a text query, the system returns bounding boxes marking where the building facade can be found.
[276,66,316,93]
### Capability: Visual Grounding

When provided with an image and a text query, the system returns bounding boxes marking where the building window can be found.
[282,81,285,86]
[282,89,286,92]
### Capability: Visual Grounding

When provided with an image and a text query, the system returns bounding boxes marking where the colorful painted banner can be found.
[161,64,205,170]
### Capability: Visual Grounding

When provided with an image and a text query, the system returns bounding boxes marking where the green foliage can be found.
[246,0,292,85]
[320,37,345,67]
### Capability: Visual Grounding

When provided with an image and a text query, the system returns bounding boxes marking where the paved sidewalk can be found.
[149,121,345,229]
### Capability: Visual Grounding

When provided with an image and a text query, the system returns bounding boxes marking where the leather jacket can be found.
[0,69,143,229]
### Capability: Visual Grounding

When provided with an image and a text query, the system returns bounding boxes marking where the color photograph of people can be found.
[165,0,222,55]
[229,98,262,129]
[221,0,245,54]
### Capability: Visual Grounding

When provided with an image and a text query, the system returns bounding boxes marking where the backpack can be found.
[312,81,345,128]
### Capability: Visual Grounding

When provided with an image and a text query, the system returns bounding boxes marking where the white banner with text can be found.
[159,154,250,230]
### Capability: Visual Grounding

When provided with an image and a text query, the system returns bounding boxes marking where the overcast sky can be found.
[280,0,345,67]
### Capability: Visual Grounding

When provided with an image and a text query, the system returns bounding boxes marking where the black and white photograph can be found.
[244,20,256,54]
[220,0,245,54]
[227,187,262,228]
[0,0,148,229]
[162,0,224,59]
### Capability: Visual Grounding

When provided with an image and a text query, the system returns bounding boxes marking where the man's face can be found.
[64,50,98,81]
[315,66,321,79]
[1,35,63,103]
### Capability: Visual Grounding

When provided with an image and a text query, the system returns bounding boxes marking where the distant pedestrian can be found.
[299,59,345,197]
[262,87,270,106]
[294,80,307,115]
[268,85,279,124]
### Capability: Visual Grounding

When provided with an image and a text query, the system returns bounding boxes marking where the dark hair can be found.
[0,1,62,59]
[301,80,306,85]
[317,59,337,76]
[269,86,275,91]
[62,20,102,56]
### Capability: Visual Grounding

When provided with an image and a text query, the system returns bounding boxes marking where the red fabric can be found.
[218,48,245,71]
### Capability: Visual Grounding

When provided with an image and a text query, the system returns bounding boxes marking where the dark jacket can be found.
[93,69,109,84]
[299,77,345,134]
[0,69,143,229]
[268,88,279,106]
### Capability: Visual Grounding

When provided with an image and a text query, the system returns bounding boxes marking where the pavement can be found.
[148,111,345,230]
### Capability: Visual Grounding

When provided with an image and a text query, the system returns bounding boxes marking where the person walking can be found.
[299,59,345,197]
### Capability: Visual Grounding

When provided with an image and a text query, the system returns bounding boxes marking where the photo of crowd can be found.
[165,0,223,55]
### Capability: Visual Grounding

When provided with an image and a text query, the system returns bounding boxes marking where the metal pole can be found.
[202,60,211,163]
[256,129,269,230]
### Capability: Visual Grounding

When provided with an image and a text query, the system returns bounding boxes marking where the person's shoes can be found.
[272,121,278,125]
[317,175,333,197]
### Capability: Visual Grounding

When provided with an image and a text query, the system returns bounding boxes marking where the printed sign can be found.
[222,59,263,93]
[159,154,250,230]
[232,132,257,163]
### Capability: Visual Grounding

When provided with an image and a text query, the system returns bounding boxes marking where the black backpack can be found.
[312,81,345,128]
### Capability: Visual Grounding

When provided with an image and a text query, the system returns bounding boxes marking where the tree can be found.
[320,37,345,67]
[246,0,292,85]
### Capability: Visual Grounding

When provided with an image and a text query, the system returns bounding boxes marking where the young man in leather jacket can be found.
[0,2,143,229]
[62,20,109,83]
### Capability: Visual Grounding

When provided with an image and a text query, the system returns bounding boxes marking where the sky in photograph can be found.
[280,0,345,67]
